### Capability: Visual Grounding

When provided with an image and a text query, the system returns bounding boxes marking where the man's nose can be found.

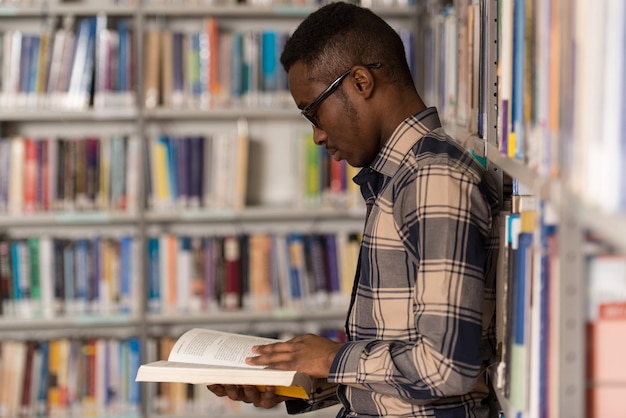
[312,125,327,146]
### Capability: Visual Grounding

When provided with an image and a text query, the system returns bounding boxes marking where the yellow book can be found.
[136,328,321,399]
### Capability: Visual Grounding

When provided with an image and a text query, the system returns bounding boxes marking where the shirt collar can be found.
[353,107,442,189]
[371,106,442,177]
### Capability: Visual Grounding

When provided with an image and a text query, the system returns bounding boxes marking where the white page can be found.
[167,328,281,368]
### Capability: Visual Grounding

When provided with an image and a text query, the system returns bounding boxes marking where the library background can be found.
[0,0,624,417]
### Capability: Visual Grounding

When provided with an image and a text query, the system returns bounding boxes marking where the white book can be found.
[135,328,319,399]
[176,237,191,314]
[599,0,625,213]
[125,134,141,214]
[159,234,171,314]
[38,236,54,319]
[6,31,22,108]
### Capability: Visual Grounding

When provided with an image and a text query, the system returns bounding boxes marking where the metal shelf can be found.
[0,314,141,331]
[0,3,137,16]
[146,206,365,222]
[0,211,140,227]
[486,143,626,252]
[0,108,138,121]
[142,3,416,18]
[146,307,348,326]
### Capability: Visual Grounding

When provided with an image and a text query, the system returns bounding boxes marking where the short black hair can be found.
[280,1,414,86]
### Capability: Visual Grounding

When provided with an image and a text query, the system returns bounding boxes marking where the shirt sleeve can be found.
[329,162,493,402]
[285,380,340,414]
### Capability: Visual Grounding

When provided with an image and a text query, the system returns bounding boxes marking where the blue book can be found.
[231,32,244,99]
[63,240,75,313]
[37,341,50,415]
[538,206,556,418]
[117,20,129,92]
[128,337,142,409]
[74,239,89,313]
[261,30,278,92]
[324,234,340,298]
[175,136,189,206]
[10,241,23,304]
[91,237,100,309]
[28,35,40,94]
[147,237,160,313]
[188,135,204,207]
[19,35,33,94]
[510,230,532,416]
[286,234,304,304]
[163,135,178,203]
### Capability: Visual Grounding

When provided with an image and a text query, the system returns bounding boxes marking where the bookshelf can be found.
[9,0,624,417]
[422,1,626,418]
[0,0,416,417]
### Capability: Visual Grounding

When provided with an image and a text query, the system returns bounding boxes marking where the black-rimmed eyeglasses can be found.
[301,63,382,127]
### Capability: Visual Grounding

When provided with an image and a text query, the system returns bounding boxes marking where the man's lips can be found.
[327,148,341,161]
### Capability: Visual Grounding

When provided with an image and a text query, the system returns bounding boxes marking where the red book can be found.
[222,236,241,311]
[23,137,38,213]
[40,139,50,211]
[587,302,626,418]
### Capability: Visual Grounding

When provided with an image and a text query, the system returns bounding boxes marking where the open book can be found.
[135,328,316,399]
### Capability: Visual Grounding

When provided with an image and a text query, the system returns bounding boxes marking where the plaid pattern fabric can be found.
[326,107,500,417]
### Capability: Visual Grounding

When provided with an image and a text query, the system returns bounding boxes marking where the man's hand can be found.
[206,385,288,409]
[246,333,344,378]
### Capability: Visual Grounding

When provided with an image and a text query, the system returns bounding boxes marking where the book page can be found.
[167,328,281,368]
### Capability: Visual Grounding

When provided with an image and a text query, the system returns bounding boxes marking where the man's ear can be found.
[351,66,375,98]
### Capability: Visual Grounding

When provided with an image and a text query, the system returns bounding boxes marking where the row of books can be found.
[0,135,141,215]
[497,0,626,214]
[0,0,136,5]
[144,0,416,7]
[0,337,141,418]
[147,231,360,314]
[424,0,625,215]
[0,129,366,215]
[0,235,140,319]
[421,2,483,137]
[494,193,626,418]
[147,124,248,212]
[1,16,415,112]
[295,132,362,211]
[494,194,559,418]
[585,241,626,418]
[0,17,103,111]
[144,22,291,110]
[0,229,361,319]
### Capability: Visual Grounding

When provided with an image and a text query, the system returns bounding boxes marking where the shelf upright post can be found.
[556,199,586,417]
[556,1,585,414]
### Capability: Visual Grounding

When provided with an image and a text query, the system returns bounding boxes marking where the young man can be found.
[208,2,500,417]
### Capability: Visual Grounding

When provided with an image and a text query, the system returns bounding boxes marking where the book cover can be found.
[147,237,160,314]
[135,328,317,399]
[144,28,161,109]
[221,235,241,311]
[0,236,12,316]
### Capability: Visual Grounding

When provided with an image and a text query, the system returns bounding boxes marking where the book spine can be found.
[222,236,241,311]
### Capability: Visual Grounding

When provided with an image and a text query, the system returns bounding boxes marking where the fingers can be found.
[247,340,300,368]
[206,384,283,409]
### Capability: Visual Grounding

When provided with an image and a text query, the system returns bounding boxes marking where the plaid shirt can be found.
[287,107,499,417]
